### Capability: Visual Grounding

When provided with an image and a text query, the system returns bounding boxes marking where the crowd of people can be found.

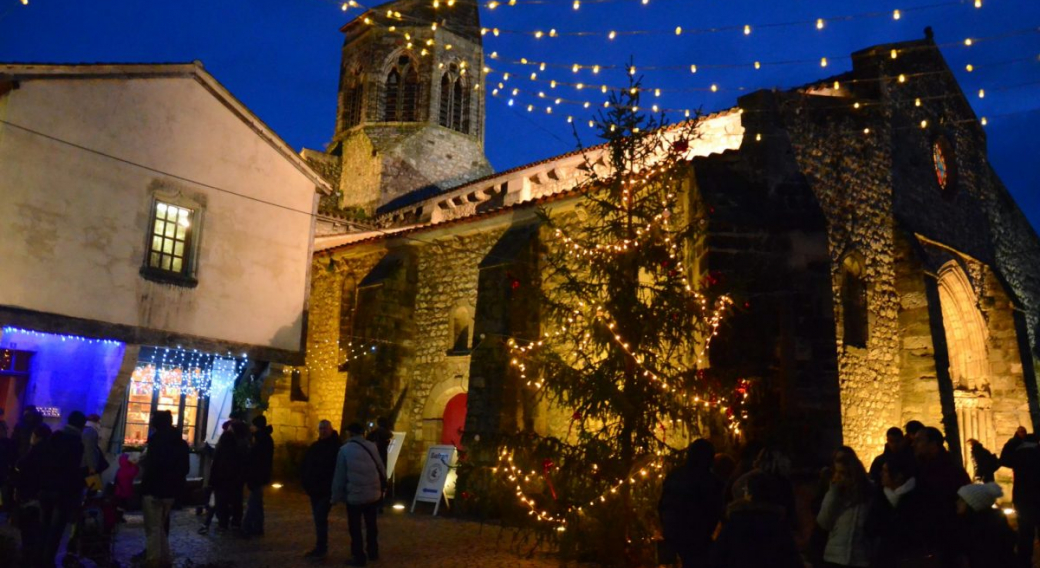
[0,403,395,568]
[660,420,1039,568]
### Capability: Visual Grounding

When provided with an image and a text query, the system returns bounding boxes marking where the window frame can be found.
[140,195,202,288]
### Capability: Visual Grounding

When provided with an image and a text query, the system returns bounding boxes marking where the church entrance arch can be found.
[937,262,994,477]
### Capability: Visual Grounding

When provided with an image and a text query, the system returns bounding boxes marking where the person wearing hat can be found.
[242,414,274,537]
[954,482,1015,567]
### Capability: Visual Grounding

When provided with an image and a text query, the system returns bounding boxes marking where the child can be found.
[113,453,139,520]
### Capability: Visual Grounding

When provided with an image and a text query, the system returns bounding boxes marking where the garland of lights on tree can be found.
[480,74,749,565]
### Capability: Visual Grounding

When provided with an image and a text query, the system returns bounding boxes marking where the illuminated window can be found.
[933,136,955,192]
[123,365,202,447]
[934,142,948,189]
[146,201,195,277]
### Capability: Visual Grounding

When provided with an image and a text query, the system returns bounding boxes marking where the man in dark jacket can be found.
[913,426,970,565]
[869,426,915,486]
[140,410,190,568]
[243,414,274,537]
[38,410,86,566]
[866,453,932,566]
[659,439,724,568]
[1000,427,1040,568]
[300,420,340,558]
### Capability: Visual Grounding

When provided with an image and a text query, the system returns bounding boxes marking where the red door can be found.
[440,393,467,449]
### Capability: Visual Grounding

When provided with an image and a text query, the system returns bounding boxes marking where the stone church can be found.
[264,0,1040,480]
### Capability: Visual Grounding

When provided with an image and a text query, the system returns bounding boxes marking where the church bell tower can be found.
[330,0,492,216]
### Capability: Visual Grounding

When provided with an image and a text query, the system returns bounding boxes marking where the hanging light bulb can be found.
[892,9,901,19]
[821,57,828,67]
[978,89,985,98]
[690,64,697,73]
[573,0,580,9]
[816,18,825,30]
[675,26,682,35]
[754,61,761,69]
[743,24,752,35]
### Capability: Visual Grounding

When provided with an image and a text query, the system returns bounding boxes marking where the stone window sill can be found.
[140,265,199,288]
[843,344,868,357]
[446,349,472,357]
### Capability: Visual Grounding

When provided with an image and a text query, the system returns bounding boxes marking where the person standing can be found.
[80,413,103,493]
[242,415,274,537]
[14,424,50,567]
[208,428,246,533]
[1000,426,1040,568]
[954,482,1016,567]
[332,422,386,567]
[708,471,803,568]
[139,410,190,568]
[300,420,340,558]
[38,410,86,566]
[868,427,914,486]
[865,453,931,567]
[913,425,970,563]
[366,418,392,475]
[817,447,873,568]
[0,421,15,513]
[658,438,724,568]
[13,406,42,460]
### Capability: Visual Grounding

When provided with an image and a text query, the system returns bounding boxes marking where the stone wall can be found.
[266,249,386,446]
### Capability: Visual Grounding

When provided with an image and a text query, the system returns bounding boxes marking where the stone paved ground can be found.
[1,489,561,568]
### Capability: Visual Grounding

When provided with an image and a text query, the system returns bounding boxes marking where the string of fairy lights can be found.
[317,0,1035,136]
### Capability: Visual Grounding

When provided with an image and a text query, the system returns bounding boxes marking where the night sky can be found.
[1,0,1036,229]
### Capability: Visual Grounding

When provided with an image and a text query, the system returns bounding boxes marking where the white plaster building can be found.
[0,62,330,450]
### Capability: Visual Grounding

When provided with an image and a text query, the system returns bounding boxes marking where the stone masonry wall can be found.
[777,95,902,463]
[267,249,386,446]
[400,228,506,474]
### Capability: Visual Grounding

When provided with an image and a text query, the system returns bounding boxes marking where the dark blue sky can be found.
[1,0,1036,229]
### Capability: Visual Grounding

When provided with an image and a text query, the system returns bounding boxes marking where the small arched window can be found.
[450,305,473,353]
[342,67,364,128]
[438,64,471,134]
[841,255,869,348]
[339,275,358,355]
[384,55,421,122]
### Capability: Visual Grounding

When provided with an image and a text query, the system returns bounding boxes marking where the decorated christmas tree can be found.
[489,74,745,565]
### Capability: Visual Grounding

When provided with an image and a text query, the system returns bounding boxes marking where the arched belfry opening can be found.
[384,55,421,122]
[937,261,994,478]
[438,63,471,134]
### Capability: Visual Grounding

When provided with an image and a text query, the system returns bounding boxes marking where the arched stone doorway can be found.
[441,393,467,448]
[937,262,994,477]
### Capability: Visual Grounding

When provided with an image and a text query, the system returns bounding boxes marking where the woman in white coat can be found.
[817,446,874,567]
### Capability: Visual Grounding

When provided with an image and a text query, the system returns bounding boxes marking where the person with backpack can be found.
[332,422,387,567]
[139,410,190,568]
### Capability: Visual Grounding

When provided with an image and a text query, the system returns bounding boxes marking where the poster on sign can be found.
[410,445,457,516]
[385,431,406,479]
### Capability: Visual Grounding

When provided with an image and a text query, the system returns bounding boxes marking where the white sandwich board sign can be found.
[410,444,457,515]
[385,431,406,479]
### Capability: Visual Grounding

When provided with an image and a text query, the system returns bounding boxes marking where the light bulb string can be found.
[487,31,1038,76]
[479,0,974,36]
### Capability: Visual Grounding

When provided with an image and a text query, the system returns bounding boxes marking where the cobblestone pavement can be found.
[1,489,560,568]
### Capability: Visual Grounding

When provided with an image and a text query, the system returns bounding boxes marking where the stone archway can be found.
[936,262,995,477]
[420,375,468,451]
